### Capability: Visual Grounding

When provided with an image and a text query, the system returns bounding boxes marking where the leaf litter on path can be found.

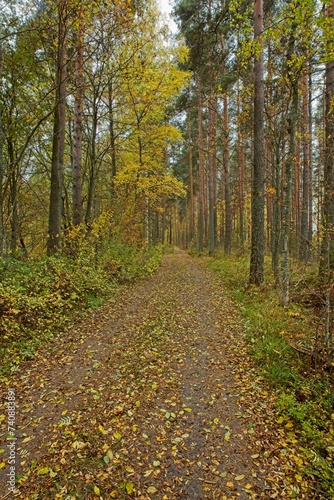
[0,249,321,499]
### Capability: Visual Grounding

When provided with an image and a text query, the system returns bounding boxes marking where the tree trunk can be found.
[108,78,117,195]
[187,111,194,243]
[86,98,98,226]
[250,0,265,284]
[208,90,216,255]
[320,15,334,274]
[300,69,312,261]
[272,144,281,286]
[223,92,232,254]
[320,0,334,353]
[72,12,84,226]
[47,0,67,255]
[279,82,298,306]
[212,95,218,248]
[197,80,205,253]
[7,136,18,255]
[0,43,4,257]
[237,80,245,247]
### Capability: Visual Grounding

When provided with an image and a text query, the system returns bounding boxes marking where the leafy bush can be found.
[0,238,163,375]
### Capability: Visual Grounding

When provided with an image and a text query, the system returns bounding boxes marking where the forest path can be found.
[0,250,314,499]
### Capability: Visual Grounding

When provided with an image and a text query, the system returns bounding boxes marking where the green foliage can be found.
[0,239,163,375]
[205,252,334,497]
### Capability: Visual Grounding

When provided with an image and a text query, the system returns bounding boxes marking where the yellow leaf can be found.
[71,441,86,450]
[227,482,234,488]
[37,467,49,475]
[147,486,157,494]
[94,485,100,495]
[126,482,134,494]
[0,462,5,470]
[235,474,245,481]
[113,432,122,440]
[245,484,252,489]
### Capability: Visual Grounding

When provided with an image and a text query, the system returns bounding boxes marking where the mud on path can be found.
[0,250,318,499]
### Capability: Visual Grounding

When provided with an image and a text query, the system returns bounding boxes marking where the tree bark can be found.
[320,1,334,353]
[85,96,98,226]
[250,0,265,284]
[0,43,4,257]
[73,12,84,226]
[7,136,18,255]
[197,79,205,253]
[300,69,312,261]
[187,111,194,243]
[237,80,245,247]
[47,0,67,255]
[223,92,232,254]
[321,48,334,274]
[279,82,298,305]
[108,78,117,194]
[208,90,216,255]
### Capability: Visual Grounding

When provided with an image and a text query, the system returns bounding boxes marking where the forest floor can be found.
[0,249,323,499]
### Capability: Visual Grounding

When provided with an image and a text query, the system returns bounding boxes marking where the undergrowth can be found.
[0,238,163,376]
[205,252,334,498]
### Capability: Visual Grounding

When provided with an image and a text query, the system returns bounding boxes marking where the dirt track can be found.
[0,250,318,499]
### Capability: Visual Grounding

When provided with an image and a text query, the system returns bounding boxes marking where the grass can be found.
[204,251,334,498]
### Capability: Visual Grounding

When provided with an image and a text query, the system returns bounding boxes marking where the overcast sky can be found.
[158,0,178,33]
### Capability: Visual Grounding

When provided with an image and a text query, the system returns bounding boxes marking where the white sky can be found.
[158,0,178,33]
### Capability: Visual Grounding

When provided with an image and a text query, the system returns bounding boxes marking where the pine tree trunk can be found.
[208,91,216,255]
[237,82,245,247]
[187,111,194,243]
[250,0,265,284]
[223,93,232,254]
[321,4,334,274]
[293,136,301,255]
[197,80,205,253]
[308,72,313,245]
[320,1,334,354]
[212,95,218,248]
